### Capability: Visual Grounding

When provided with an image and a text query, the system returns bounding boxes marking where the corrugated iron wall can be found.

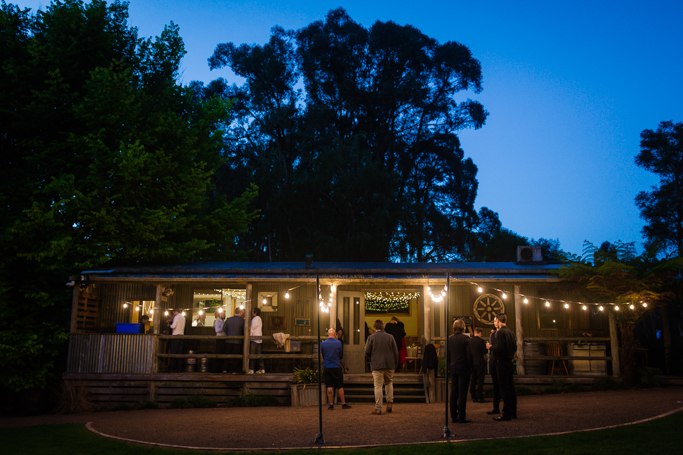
[98,283,157,333]
[67,334,155,373]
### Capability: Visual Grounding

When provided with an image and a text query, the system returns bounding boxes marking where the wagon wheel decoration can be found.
[473,294,505,325]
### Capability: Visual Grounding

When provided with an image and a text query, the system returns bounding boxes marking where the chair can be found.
[545,341,569,375]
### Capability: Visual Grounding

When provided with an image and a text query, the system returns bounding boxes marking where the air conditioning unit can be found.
[517,246,542,263]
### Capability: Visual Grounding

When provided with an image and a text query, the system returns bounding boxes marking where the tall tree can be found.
[0,0,256,393]
[635,120,683,257]
[208,8,487,262]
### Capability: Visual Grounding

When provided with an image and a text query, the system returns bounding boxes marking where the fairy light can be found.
[614,306,619,311]
[182,311,186,316]
[164,311,169,316]
[262,298,267,304]
[643,302,648,308]
[582,305,587,311]
[630,304,635,310]
[198,310,203,316]
[523,298,528,304]
[564,303,569,309]
[599,306,604,311]
[477,287,483,293]
[285,291,290,299]
[502,293,507,299]
[545,301,550,307]
[123,303,128,309]
[218,307,223,313]
[135,306,139,311]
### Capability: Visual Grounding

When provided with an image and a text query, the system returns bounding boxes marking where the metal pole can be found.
[444,272,452,438]
[315,275,325,445]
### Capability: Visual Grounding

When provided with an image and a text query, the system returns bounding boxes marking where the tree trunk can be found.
[619,323,636,387]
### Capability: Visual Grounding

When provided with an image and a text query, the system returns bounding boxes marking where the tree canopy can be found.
[204,8,488,262]
[635,120,683,257]
[0,0,256,392]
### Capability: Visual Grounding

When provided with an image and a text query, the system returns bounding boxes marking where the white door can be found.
[338,291,365,373]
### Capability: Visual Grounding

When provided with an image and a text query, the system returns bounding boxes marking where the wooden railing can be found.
[157,335,322,361]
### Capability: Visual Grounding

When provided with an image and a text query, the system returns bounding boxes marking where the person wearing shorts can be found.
[321,328,351,410]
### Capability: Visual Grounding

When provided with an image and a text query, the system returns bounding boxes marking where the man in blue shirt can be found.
[321,328,351,410]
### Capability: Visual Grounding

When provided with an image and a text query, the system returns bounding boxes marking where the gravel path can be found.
[2,388,682,450]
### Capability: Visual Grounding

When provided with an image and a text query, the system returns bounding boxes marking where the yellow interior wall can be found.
[364,298,419,341]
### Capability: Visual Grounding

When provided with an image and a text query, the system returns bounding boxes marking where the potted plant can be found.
[290,367,325,406]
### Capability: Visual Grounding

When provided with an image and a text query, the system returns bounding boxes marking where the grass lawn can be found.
[1,411,678,455]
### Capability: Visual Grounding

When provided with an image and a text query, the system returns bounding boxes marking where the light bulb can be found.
[182,311,186,316]
[331,284,336,291]
[582,305,587,311]
[285,292,290,299]
[502,293,507,299]
[523,298,528,304]
[545,301,550,307]
[135,306,139,311]
[218,307,223,313]
[198,310,203,315]
[123,303,128,309]
[630,304,634,310]
[164,311,169,316]
[599,306,604,311]
[263,298,267,304]
[643,302,648,308]
[477,287,483,293]
[614,306,619,311]
[564,303,569,309]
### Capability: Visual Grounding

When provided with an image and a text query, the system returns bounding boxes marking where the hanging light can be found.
[218,307,223,313]
[198,310,204,316]
[582,305,587,311]
[182,311,186,316]
[331,284,336,292]
[630,304,635,310]
[599,306,604,311]
[643,302,648,308]
[564,303,569,309]
[477,286,483,293]
[164,310,169,316]
[502,293,507,299]
[614,306,620,311]
[285,291,290,299]
[523,298,529,304]
[262,297,267,304]
[135,306,140,311]
[123,303,128,309]
[545,301,550,307]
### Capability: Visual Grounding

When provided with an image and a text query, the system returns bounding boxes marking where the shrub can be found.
[187,395,216,408]
[136,400,159,410]
[292,367,319,384]
[55,380,95,414]
[170,398,190,409]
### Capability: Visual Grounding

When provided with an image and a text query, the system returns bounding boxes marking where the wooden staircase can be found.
[341,373,426,403]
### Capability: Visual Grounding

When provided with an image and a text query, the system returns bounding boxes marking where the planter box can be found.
[568,343,607,376]
[290,384,328,406]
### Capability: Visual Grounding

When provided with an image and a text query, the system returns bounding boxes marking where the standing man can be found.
[448,319,473,423]
[248,308,265,374]
[223,308,245,374]
[169,308,186,372]
[491,313,517,421]
[364,319,399,415]
[485,318,502,415]
[469,327,488,403]
[321,328,351,410]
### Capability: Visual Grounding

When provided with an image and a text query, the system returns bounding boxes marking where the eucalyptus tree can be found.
[209,8,487,261]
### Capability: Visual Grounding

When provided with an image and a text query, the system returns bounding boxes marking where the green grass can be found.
[1,411,680,454]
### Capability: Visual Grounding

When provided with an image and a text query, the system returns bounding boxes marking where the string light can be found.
[599,306,604,311]
[285,291,290,299]
[614,306,619,311]
[523,298,528,304]
[582,305,587,311]
[478,287,483,293]
[198,310,203,316]
[365,291,420,311]
[135,306,139,311]
[545,301,550,307]
[123,303,128,309]
[630,304,634,310]
[564,303,569,309]
[643,302,648,308]
[164,311,169,316]
[502,293,507,299]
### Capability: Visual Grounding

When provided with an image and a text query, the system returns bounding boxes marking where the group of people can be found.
[164,307,266,374]
[448,312,518,423]
[321,318,401,414]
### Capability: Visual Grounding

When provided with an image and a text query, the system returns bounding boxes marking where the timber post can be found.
[243,283,252,373]
[70,285,80,334]
[152,284,164,374]
[608,309,621,377]
[514,284,525,375]
[423,284,431,346]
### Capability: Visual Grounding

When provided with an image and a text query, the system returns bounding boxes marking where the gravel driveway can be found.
[2,388,682,450]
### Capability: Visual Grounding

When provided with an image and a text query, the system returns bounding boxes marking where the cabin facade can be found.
[64,261,620,408]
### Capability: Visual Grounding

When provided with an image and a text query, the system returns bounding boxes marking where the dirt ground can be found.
[1,388,682,450]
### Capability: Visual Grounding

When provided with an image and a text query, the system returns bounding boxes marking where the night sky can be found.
[17,0,683,256]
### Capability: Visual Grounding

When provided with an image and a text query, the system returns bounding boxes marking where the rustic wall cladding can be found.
[98,283,156,333]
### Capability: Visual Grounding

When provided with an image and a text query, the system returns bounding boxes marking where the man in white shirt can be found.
[169,308,186,372]
[248,308,265,374]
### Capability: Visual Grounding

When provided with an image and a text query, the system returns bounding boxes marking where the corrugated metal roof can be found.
[82,261,563,280]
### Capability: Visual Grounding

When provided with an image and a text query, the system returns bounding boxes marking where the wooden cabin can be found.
[63,259,620,408]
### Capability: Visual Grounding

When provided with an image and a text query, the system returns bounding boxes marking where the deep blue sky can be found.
[18,0,683,256]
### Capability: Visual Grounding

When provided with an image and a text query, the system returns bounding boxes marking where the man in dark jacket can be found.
[448,318,473,423]
[469,327,488,403]
[223,308,245,374]
[365,319,399,415]
[491,313,517,421]
[486,318,502,415]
